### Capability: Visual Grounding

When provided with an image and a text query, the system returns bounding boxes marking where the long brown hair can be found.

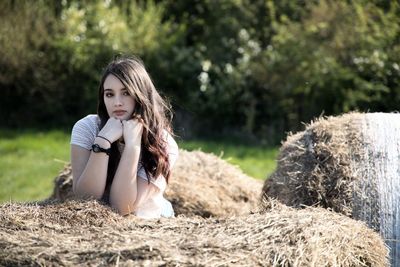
[97,56,173,197]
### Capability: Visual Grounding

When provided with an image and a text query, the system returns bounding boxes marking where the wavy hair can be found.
[97,56,173,197]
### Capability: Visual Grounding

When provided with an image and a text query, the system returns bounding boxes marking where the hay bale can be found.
[0,199,388,266]
[166,150,262,217]
[262,112,400,265]
[51,149,262,217]
[262,112,364,216]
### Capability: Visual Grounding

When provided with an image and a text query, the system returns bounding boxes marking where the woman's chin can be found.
[113,114,130,120]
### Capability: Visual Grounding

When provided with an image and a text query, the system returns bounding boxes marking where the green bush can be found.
[0,0,184,128]
[250,0,400,133]
[0,0,399,144]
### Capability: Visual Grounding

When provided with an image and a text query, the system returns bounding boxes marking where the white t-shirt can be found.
[70,114,178,219]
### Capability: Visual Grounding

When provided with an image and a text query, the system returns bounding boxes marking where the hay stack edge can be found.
[0,199,388,266]
[263,112,400,265]
[0,146,390,265]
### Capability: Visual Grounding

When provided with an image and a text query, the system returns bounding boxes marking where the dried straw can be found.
[0,199,388,266]
[262,112,365,216]
[165,150,262,217]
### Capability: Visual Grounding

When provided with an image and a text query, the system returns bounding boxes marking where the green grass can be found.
[0,129,71,203]
[178,140,278,180]
[0,130,278,203]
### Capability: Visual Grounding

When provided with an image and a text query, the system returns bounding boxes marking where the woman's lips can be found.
[113,110,127,116]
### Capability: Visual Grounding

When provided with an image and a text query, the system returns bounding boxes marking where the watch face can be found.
[92,145,100,152]
[92,144,110,155]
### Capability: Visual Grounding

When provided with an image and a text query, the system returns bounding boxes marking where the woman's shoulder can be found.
[162,130,178,148]
[70,114,99,149]
[73,114,100,131]
[75,114,99,125]
[162,130,179,164]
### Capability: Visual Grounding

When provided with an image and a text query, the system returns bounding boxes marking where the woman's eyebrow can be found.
[104,87,127,91]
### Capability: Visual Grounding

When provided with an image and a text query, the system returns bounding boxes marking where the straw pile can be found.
[0,199,388,266]
[51,149,262,217]
[262,112,365,216]
[262,112,400,265]
[165,150,262,217]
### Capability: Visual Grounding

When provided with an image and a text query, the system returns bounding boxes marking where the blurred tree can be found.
[0,0,399,145]
[157,0,319,141]
[250,0,400,135]
[0,0,182,128]
[0,0,60,126]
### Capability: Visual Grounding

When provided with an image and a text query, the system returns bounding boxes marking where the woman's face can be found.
[103,74,136,120]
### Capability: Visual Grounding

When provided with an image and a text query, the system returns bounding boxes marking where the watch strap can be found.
[91,143,111,155]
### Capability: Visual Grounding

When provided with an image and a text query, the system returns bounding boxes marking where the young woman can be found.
[70,56,178,219]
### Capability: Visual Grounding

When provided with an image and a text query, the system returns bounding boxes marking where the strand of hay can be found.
[0,199,388,266]
[262,112,400,265]
[51,149,262,218]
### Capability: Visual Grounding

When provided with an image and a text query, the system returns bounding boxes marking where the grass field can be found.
[0,129,278,203]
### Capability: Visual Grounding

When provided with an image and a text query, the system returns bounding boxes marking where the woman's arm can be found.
[110,129,179,216]
[71,137,110,199]
[109,121,179,216]
[109,119,149,215]
[109,142,142,215]
[71,117,123,199]
[109,142,159,215]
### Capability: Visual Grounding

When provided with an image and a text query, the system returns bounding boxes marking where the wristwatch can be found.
[91,144,111,155]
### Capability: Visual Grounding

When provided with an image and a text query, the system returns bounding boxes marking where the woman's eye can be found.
[123,91,130,96]
[105,93,113,97]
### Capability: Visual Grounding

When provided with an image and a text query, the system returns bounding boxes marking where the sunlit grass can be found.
[0,129,70,203]
[0,130,278,203]
[178,140,278,180]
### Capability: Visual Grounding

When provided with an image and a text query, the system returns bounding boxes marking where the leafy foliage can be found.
[0,0,399,144]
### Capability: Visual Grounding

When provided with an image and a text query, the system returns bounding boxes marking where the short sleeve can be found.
[70,115,99,150]
[137,131,179,191]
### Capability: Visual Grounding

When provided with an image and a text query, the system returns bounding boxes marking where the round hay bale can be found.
[263,113,364,215]
[262,112,400,264]
[50,149,262,217]
[0,199,388,266]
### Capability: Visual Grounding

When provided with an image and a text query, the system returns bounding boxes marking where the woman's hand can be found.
[122,119,143,147]
[98,117,123,143]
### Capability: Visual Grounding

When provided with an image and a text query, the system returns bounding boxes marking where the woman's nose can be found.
[114,95,123,106]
